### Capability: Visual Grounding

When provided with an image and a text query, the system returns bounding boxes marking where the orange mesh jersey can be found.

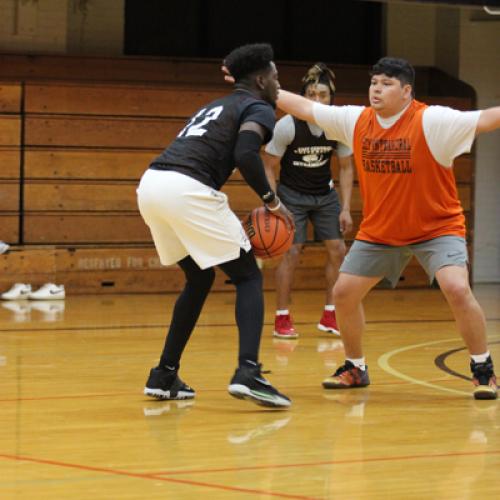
[353,100,465,246]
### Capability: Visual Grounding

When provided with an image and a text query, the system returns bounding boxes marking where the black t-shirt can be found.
[280,118,337,195]
[150,90,275,190]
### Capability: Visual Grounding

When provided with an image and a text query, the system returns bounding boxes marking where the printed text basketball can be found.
[244,207,294,259]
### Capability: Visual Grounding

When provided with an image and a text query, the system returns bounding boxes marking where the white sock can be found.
[471,352,490,364]
[276,309,289,316]
[324,305,335,311]
[346,357,366,371]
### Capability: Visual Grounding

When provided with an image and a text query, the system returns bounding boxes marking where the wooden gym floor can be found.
[0,285,499,499]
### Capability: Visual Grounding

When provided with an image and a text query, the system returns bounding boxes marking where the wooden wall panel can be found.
[0,248,55,292]
[0,148,21,179]
[0,245,433,295]
[0,215,19,242]
[24,181,138,211]
[25,83,225,117]
[21,83,472,118]
[0,247,56,274]
[0,181,19,211]
[0,116,21,146]
[22,82,373,116]
[263,261,430,290]
[24,115,182,148]
[23,148,473,186]
[0,83,22,113]
[20,210,472,247]
[23,181,471,213]
[23,214,151,244]
[24,148,159,180]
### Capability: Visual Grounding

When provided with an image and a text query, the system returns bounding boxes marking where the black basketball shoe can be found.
[471,357,498,400]
[228,363,291,408]
[144,367,195,400]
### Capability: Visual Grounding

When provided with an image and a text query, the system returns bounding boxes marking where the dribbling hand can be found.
[266,202,295,233]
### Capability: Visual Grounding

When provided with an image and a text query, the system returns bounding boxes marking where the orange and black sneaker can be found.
[322,360,370,389]
[471,357,498,400]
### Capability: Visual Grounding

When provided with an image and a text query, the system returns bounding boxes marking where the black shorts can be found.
[277,183,342,244]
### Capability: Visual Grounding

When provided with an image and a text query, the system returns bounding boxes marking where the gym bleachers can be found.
[0,55,475,293]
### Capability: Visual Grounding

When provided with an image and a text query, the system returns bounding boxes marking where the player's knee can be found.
[284,244,303,263]
[326,240,346,260]
[331,283,345,305]
[186,267,216,291]
[231,266,262,286]
[332,280,352,307]
[221,249,262,286]
[440,278,470,304]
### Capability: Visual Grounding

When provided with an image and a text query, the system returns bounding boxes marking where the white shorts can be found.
[137,169,251,269]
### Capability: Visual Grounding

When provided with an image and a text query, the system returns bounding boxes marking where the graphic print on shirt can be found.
[177,106,224,138]
[151,91,276,190]
[292,145,333,168]
[361,138,412,174]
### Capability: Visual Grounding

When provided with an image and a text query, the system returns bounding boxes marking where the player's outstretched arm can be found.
[476,106,500,135]
[277,90,316,124]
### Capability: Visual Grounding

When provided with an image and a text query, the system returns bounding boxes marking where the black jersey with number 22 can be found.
[150,90,276,190]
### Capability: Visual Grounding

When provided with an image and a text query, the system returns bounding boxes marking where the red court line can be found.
[0,392,135,403]
[153,449,500,476]
[0,453,318,500]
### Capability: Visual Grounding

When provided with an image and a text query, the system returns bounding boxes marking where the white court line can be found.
[378,336,500,396]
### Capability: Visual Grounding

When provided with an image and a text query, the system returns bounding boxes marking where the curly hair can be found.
[301,62,336,97]
[370,57,415,88]
[223,43,274,82]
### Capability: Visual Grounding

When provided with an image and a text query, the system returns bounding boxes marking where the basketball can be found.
[244,207,294,259]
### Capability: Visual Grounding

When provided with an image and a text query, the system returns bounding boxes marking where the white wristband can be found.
[266,198,281,212]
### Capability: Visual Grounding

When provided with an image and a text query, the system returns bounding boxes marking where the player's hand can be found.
[267,201,295,232]
[221,65,235,84]
[339,209,353,235]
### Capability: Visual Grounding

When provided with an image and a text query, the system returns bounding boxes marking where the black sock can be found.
[219,249,263,366]
[159,257,214,368]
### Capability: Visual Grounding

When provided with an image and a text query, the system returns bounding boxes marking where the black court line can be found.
[434,340,500,382]
[0,317,499,334]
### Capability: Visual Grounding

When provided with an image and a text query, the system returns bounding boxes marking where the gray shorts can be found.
[340,236,468,288]
[277,183,342,244]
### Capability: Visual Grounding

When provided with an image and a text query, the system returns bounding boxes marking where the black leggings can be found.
[159,249,263,368]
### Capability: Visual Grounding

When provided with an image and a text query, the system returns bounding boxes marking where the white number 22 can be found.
[177,105,224,138]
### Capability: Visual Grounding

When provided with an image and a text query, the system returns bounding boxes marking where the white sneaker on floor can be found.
[29,283,65,300]
[1,283,32,300]
[0,241,9,255]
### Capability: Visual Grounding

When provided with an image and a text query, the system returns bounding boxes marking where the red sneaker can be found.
[317,309,340,336]
[273,314,298,339]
